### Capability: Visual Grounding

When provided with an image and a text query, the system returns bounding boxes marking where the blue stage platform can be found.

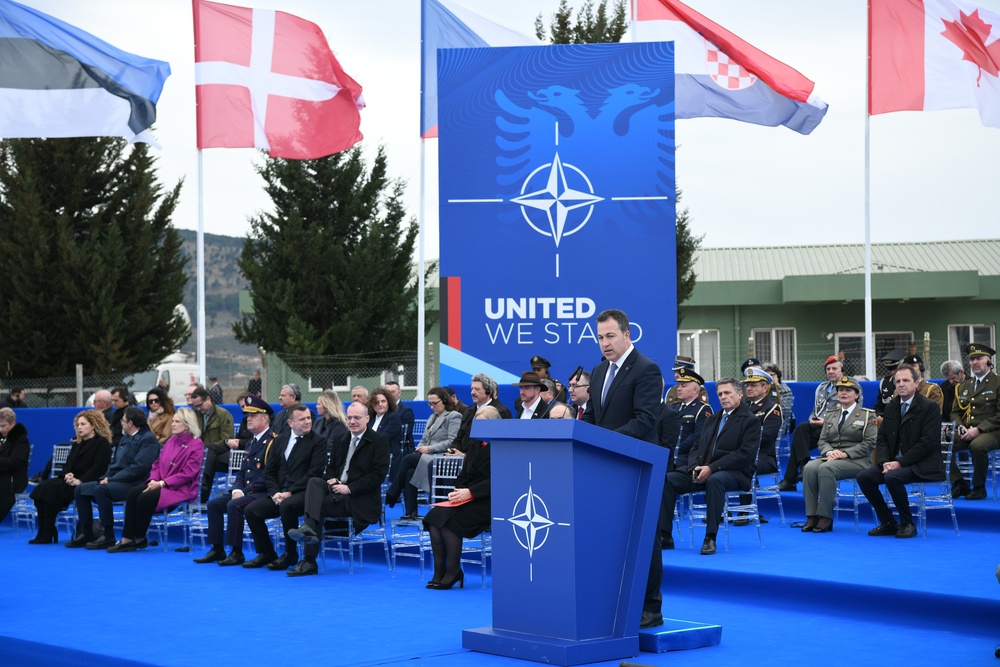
[2,488,998,667]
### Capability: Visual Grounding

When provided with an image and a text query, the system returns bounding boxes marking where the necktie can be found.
[839,410,848,428]
[974,378,980,393]
[576,406,584,420]
[601,363,618,404]
[340,436,360,483]
[705,412,728,464]
[900,401,909,418]
[716,411,729,438]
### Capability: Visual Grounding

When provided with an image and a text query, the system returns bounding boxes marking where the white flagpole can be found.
[196,149,207,386]
[417,140,427,398]
[864,2,874,380]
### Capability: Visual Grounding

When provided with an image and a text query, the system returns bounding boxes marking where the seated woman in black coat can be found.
[29,410,111,544]
[422,405,498,590]
[0,407,31,524]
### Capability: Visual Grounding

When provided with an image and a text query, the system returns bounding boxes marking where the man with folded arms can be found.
[286,401,389,577]
[858,364,944,538]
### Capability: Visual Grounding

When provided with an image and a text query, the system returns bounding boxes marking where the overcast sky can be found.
[25,0,1000,255]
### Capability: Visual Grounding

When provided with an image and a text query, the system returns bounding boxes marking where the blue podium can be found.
[462,419,668,665]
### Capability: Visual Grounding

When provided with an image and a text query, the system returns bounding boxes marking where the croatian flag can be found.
[630,0,828,135]
[193,0,364,160]
[421,0,540,138]
[0,0,170,143]
[870,0,1000,129]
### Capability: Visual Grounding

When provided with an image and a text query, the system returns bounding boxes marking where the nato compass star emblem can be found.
[447,120,670,278]
[494,462,570,582]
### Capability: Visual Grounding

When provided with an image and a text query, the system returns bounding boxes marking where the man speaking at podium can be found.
[581,308,664,629]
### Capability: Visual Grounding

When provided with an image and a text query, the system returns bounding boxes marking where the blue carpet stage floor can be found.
[2,491,998,667]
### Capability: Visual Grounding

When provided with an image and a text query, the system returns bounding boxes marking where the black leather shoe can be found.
[267,552,299,570]
[242,552,277,568]
[868,521,899,536]
[700,536,716,555]
[218,552,245,566]
[895,522,917,538]
[28,474,42,484]
[193,548,225,564]
[107,540,138,553]
[85,535,114,550]
[951,482,971,498]
[288,524,319,545]
[660,535,674,550]
[133,538,149,550]
[778,480,797,492]
[65,535,92,549]
[967,486,987,500]
[640,611,664,629]
[286,559,318,577]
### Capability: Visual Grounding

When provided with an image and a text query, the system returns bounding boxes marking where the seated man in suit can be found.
[194,395,275,565]
[661,377,761,555]
[287,401,390,576]
[858,364,944,538]
[242,403,326,570]
[451,374,511,452]
[386,381,415,454]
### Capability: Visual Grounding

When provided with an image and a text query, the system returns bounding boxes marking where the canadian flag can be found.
[869,0,1000,128]
[193,0,364,159]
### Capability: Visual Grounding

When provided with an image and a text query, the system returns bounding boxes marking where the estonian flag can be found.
[0,0,170,143]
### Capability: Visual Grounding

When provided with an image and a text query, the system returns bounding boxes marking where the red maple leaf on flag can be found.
[941,9,1000,85]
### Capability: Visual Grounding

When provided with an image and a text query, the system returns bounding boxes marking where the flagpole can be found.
[417,139,427,398]
[196,149,207,386]
[863,1,874,380]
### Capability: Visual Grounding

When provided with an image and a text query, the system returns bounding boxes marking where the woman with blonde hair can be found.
[107,407,204,552]
[313,390,349,454]
[145,387,176,444]
[29,410,111,544]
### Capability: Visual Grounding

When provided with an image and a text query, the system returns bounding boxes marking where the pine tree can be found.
[234,146,420,359]
[0,137,188,377]
[536,0,702,323]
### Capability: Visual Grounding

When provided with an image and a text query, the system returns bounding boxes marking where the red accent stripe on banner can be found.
[869,0,925,115]
[441,276,461,350]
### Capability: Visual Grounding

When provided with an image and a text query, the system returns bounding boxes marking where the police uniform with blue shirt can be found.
[670,368,712,472]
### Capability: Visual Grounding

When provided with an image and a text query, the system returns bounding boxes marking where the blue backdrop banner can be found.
[438,42,677,385]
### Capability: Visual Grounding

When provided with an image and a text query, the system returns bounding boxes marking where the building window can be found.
[752,328,798,381]
[949,324,995,362]
[678,329,720,381]
[835,332,913,377]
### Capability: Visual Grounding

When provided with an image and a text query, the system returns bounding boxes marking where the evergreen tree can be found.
[0,137,188,377]
[234,146,420,359]
[535,0,703,323]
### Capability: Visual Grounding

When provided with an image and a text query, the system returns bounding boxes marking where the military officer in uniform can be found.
[950,343,999,500]
[901,354,945,414]
[800,377,876,533]
[530,355,567,404]
[194,395,275,566]
[735,367,783,523]
[665,356,709,405]
[660,368,712,547]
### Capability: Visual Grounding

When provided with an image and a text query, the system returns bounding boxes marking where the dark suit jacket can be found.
[515,397,549,420]
[325,428,389,531]
[581,347,661,444]
[657,403,681,459]
[373,411,402,454]
[0,423,30,493]
[685,401,761,487]
[490,398,513,420]
[264,430,326,496]
[873,392,945,480]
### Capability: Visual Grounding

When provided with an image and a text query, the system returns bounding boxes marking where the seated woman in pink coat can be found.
[107,408,204,552]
